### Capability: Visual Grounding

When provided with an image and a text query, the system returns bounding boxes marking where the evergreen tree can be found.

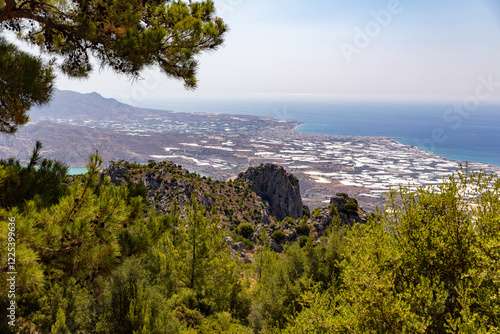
[95,258,181,334]
[0,39,54,133]
[0,141,68,208]
[164,195,237,313]
[165,195,219,290]
[0,0,227,133]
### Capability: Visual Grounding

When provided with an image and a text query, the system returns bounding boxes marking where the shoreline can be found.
[12,89,500,174]
[292,121,500,170]
[7,96,499,211]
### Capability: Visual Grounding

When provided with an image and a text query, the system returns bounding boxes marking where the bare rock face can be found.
[237,163,303,221]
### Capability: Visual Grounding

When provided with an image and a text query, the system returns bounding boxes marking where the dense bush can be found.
[241,237,254,250]
[126,180,148,201]
[329,203,339,216]
[229,231,255,250]
[302,206,311,217]
[295,223,311,236]
[237,222,254,239]
[281,216,295,225]
[311,207,321,217]
[297,235,309,248]
[271,229,286,244]
[344,199,358,213]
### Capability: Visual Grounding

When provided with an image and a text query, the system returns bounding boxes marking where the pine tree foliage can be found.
[51,308,70,334]
[0,39,54,133]
[19,153,132,281]
[0,0,227,133]
[0,140,68,208]
[162,194,242,316]
[0,150,157,332]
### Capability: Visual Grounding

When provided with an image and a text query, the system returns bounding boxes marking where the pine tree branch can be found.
[34,241,82,255]
[4,0,15,11]
[1,7,59,28]
[0,1,73,37]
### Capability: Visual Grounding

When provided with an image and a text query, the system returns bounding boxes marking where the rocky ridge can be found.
[103,160,273,227]
[246,192,367,252]
[102,160,367,254]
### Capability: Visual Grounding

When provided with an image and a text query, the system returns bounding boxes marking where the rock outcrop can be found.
[102,160,272,225]
[330,192,367,225]
[237,163,304,221]
[102,161,368,254]
[310,193,367,238]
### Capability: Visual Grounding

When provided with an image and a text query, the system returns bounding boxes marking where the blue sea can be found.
[137,97,500,168]
[68,168,88,175]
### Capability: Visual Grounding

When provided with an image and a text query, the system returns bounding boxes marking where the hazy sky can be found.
[55,0,500,104]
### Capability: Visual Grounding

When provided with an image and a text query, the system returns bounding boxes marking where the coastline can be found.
[4,89,499,211]
[293,121,500,170]
[56,113,500,176]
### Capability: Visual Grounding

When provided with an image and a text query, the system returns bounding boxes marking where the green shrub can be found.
[302,206,310,218]
[229,231,254,250]
[281,216,295,225]
[312,207,321,217]
[271,230,286,244]
[269,222,276,230]
[329,204,339,216]
[298,235,309,248]
[241,237,254,250]
[199,312,252,334]
[237,223,255,239]
[127,181,148,201]
[295,223,311,236]
[344,200,358,214]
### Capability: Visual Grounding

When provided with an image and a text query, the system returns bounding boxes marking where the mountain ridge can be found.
[29,89,152,122]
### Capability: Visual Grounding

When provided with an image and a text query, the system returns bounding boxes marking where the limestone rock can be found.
[269,238,283,252]
[231,241,244,251]
[237,163,303,221]
[101,160,272,225]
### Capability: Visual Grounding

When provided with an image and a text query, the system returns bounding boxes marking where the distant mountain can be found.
[0,89,170,166]
[0,89,300,172]
[29,89,151,122]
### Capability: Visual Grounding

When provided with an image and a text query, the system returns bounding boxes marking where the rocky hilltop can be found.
[103,160,273,227]
[236,163,304,221]
[102,160,367,254]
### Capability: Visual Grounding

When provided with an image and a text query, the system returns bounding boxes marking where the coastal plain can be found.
[1,90,498,211]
